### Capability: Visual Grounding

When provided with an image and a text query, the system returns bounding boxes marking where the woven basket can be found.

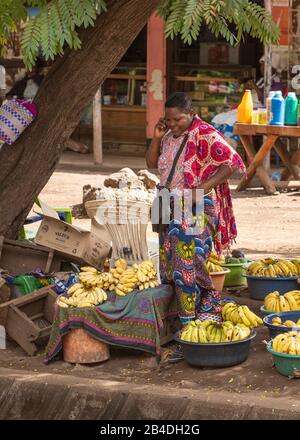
[0,98,37,145]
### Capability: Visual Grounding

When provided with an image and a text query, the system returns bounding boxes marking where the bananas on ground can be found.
[56,283,107,308]
[264,290,300,312]
[221,302,263,327]
[246,258,300,277]
[179,319,251,343]
[272,316,300,327]
[272,331,300,355]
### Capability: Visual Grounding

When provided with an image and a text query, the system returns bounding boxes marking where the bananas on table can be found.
[114,259,159,296]
[180,319,252,343]
[272,331,300,355]
[222,302,263,327]
[206,252,225,273]
[264,290,300,312]
[246,258,300,277]
[272,316,300,327]
[56,282,107,308]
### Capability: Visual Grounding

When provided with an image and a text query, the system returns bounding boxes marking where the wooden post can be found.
[146,14,167,141]
[93,87,103,164]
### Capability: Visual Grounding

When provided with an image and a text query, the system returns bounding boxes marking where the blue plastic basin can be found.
[263,311,300,338]
[244,274,299,301]
[174,330,256,368]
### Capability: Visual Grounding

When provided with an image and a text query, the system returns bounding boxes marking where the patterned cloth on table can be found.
[158,114,245,325]
[44,285,179,363]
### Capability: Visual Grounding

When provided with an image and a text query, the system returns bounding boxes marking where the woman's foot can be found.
[167,344,184,364]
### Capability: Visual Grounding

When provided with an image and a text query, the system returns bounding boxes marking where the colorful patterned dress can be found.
[158,115,245,324]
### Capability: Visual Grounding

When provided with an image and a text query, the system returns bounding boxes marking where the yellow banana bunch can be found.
[57,284,107,308]
[209,252,225,265]
[179,319,252,343]
[247,258,300,277]
[78,266,103,287]
[264,290,300,312]
[134,260,159,291]
[271,316,300,327]
[206,261,224,273]
[221,302,263,327]
[272,331,300,355]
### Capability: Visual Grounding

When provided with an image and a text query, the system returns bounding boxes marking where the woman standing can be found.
[146,92,245,331]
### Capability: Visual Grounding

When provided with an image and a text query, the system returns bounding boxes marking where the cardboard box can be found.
[35,201,111,269]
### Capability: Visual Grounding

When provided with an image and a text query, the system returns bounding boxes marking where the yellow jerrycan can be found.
[237,89,253,123]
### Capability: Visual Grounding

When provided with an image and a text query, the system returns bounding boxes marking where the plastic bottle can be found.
[270,91,285,126]
[284,92,298,126]
[237,89,253,123]
[258,106,267,125]
[266,91,275,124]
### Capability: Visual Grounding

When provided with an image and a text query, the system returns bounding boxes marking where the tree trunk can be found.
[0,0,160,238]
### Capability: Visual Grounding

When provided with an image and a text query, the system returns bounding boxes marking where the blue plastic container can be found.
[284,92,298,126]
[270,91,285,126]
[263,311,300,338]
[174,330,256,368]
[244,274,299,301]
[267,341,300,377]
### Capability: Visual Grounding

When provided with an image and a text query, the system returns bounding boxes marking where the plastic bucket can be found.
[267,340,300,377]
[63,328,110,364]
[244,274,299,300]
[174,330,256,368]
[209,269,230,291]
[221,263,248,287]
[263,311,300,338]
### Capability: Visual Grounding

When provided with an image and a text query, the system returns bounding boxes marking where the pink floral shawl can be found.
[183,115,245,253]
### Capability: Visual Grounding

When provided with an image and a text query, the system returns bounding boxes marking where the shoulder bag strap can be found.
[165,133,189,189]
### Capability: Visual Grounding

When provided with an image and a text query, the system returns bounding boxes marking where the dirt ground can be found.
[3,156,300,415]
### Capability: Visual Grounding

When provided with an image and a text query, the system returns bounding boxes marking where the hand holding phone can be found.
[154,117,168,140]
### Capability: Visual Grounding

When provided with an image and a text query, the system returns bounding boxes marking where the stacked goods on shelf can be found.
[246,258,300,277]
[264,290,300,312]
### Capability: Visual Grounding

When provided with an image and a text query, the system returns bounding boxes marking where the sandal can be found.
[167,345,184,364]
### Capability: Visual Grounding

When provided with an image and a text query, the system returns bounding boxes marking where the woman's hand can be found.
[154,118,168,140]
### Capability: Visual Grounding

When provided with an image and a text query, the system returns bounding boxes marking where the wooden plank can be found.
[175,75,237,83]
[102,105,146,113]
[108,73,146,80]
[237,135,275,192]
[234,123,300,137]
[5,309,38,356]
[93,88,103,165]
[237,135,278,193]
[10,304,40,337]
[273,139,300,180]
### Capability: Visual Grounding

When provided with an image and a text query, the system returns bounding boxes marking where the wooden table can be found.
[233,123,300,194]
